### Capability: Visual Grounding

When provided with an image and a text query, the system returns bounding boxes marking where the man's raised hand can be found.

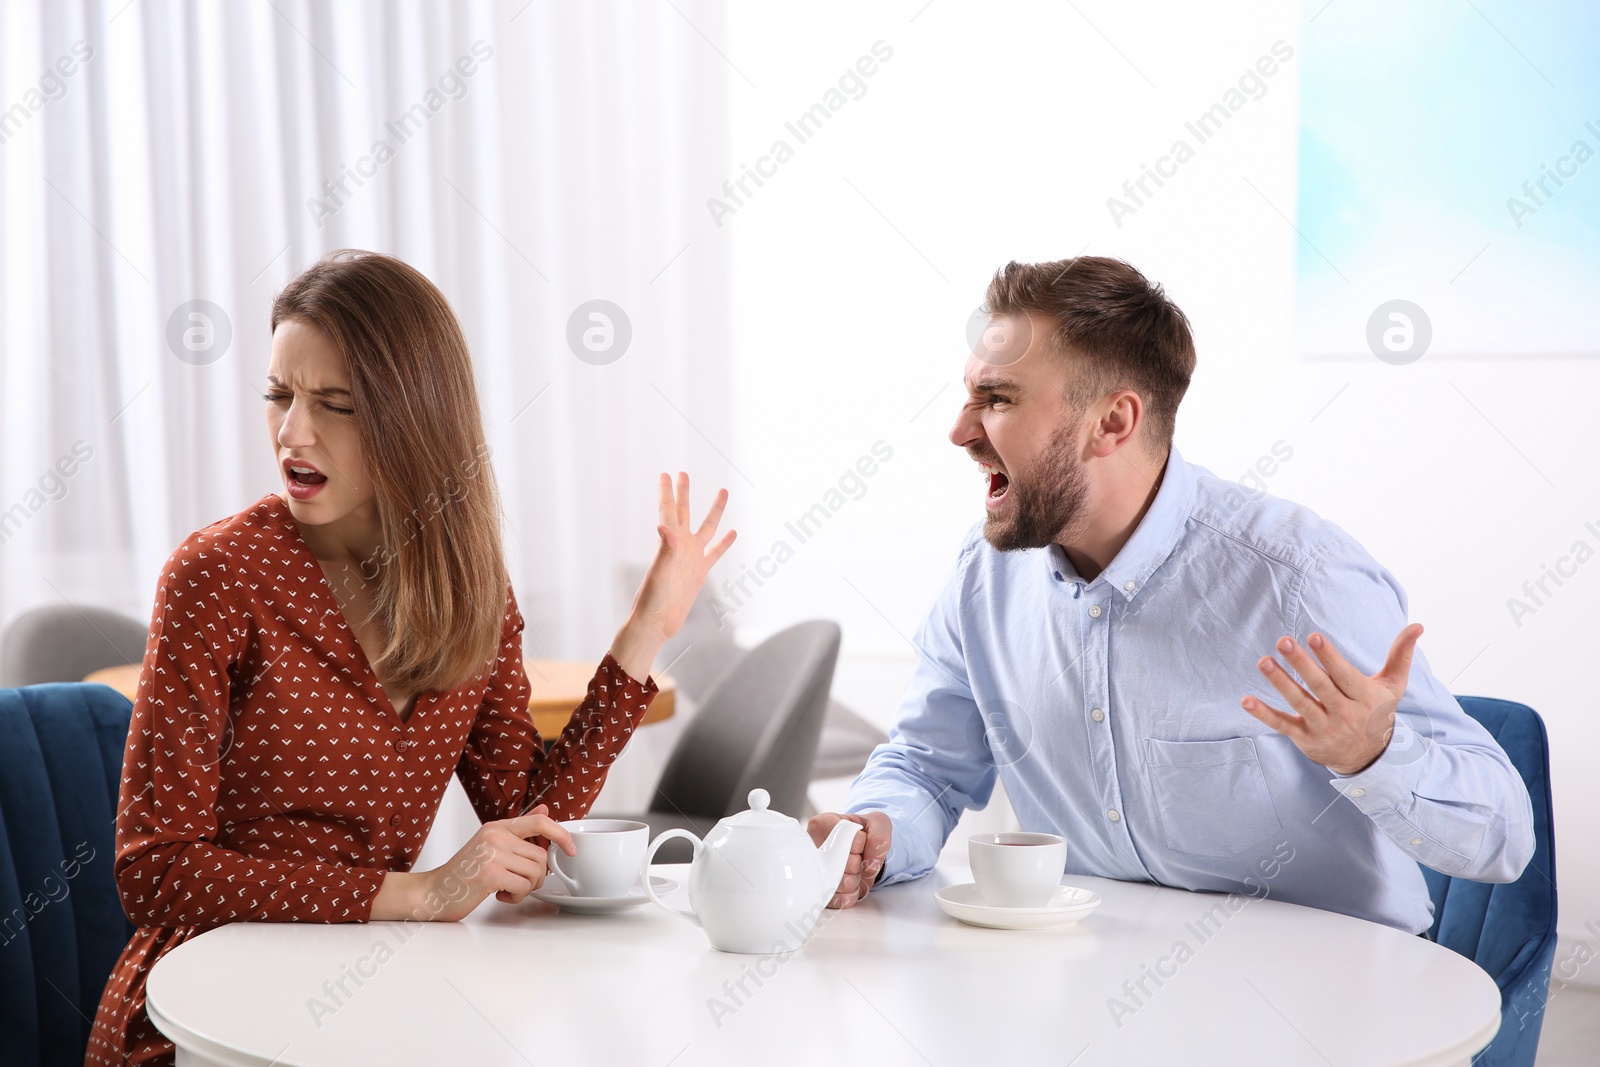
[1241,624,1424,776]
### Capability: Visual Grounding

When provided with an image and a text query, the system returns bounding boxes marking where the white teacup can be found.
[969,831,1068,908]
[548,819,650,898]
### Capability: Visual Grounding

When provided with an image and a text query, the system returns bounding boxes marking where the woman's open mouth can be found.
[980,462,1010,510]
[283,459,328,500]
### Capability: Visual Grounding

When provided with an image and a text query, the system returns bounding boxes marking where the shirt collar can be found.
[1043,445,1196,603]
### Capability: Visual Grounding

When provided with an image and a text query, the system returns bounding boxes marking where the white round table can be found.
[147,864,1500,1067]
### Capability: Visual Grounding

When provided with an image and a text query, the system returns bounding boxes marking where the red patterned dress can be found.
[85,494,656,1066]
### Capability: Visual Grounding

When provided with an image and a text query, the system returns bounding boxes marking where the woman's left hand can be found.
[611,473,735,680]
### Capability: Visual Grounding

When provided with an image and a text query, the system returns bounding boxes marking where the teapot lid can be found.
[723,788,795,829]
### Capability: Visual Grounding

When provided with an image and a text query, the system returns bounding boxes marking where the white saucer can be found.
[529,875,679,915]
[935,882,1101,930]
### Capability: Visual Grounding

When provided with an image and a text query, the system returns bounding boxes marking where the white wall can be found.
[0,0,734,671]
[705,0,1598,982]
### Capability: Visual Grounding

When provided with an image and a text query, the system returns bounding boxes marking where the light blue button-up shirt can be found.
[847,446,1534,933]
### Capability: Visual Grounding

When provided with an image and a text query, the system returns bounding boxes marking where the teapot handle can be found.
[643,829,702,927]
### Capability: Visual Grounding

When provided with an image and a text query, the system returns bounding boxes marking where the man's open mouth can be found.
[979,462,1010,502]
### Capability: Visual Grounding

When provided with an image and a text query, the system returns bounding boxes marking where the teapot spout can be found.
[816,817,866,908]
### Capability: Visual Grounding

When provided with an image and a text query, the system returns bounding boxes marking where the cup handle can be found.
[547,847,578,894]
[643,829,702,926]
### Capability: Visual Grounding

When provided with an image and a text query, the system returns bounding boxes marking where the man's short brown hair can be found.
[984,256,1196,447]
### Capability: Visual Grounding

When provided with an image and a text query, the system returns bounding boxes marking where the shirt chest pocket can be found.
[1143,736,1282,858]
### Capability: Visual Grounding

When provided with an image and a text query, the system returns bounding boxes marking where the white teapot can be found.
[642,788,863,954]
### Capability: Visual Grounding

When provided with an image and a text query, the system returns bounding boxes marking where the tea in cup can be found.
[968,831,1067,908]
[547,819,649,898]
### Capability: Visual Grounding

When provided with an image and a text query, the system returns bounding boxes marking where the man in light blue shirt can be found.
[808,256,1533,933]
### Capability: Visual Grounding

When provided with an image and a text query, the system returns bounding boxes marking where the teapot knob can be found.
[747,788,770,812]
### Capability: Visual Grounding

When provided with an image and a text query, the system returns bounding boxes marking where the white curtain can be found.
[0,0,734,664]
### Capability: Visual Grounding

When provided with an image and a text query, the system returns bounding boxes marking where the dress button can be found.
[1349,788,1365,798]
[1088,604,1103,618]
[392,739,406,753]
[1091,708,1105,722]
[389,813,401,827]
[1107,809,1121,822]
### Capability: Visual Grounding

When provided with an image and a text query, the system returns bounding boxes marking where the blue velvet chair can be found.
[1422,696,1558,1067]
[0,683,134,1067]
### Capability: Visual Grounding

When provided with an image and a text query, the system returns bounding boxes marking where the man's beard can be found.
[980,420,1089,553]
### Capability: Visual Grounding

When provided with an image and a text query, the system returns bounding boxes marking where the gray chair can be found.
[613,563,887,785]
[813,700,889,780]
[600,620,842,861]
[0,605,148,689]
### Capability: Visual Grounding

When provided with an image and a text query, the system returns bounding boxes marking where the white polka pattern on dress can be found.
[84,494,656,1066]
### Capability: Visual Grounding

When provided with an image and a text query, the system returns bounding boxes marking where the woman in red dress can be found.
[86,250,735,1066]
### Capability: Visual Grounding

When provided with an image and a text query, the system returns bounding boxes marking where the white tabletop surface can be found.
[147,863,1500,1067]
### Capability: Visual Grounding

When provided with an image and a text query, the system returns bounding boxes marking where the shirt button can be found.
[1088,604,1103,618]
[1107,809,1121,822]
[1411,837,1423,846]
[392,739,406,753]
[1124,580,1135,592]
[1091,708,1105,722]
[1349,788,1365,798]
[389,813,401,827]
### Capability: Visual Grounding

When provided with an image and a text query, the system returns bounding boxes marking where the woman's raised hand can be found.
[610,473,735,681]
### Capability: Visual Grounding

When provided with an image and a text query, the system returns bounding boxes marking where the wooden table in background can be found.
[523,659,675,738]
[83,659,675,738]
[81,664,144,703]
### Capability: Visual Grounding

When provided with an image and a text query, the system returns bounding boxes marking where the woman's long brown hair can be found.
[271,250,507,694]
